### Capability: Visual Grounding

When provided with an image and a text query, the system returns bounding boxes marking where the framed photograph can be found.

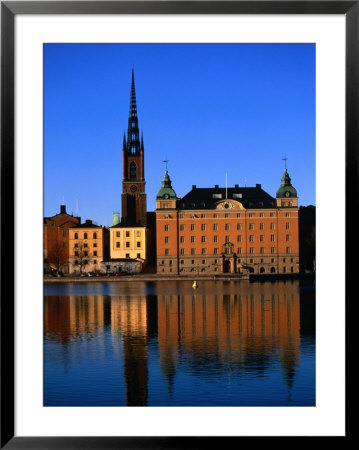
[1,1,352,447]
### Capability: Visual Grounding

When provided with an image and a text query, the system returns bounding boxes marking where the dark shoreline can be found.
[44,272,315,283]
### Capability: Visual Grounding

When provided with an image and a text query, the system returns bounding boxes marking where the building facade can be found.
[43,204,80,273]
[107,224,150,273]
[68,220,109,274]
[155,167,299,276]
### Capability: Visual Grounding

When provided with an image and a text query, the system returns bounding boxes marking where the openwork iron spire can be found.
[129,69,137,118]
[126,69,141,154]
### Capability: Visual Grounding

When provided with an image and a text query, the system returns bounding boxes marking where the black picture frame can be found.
[1,1,353,447]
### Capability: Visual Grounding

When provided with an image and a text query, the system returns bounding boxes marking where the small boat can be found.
[192,281,199,289]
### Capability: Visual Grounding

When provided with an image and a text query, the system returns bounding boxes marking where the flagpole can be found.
[225,173,228,199]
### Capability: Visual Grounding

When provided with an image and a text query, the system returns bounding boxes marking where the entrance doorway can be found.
[223,259,231,273]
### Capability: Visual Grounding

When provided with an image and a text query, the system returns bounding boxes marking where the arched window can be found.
[130,162,137,180]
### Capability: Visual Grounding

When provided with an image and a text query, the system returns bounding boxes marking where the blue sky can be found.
[44,43,315,226]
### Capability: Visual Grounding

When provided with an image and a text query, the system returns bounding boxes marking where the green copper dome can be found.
[156,170,177,199]
[276,168,297,198]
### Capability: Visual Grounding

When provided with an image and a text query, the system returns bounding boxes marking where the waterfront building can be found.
[107,218,150,273]
[68,220,109,274]
[43,204,80,273]
[155,166,300,275]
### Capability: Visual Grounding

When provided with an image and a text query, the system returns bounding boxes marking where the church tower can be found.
[122,70,147,226]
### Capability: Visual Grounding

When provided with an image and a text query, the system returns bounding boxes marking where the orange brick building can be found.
[43,204,80,273]
[155,167,299,276]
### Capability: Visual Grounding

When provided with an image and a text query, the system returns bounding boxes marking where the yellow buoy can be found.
[192,281,198,289]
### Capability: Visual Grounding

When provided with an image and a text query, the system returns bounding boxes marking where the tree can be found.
[72,242,92,274]
[47,241,68,273]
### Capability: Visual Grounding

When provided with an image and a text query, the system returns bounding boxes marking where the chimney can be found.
[85,219,92,225]
[256,184,261,189]
[234,184,239,189]
[192,185,197,190]
[214,184,219,189]
[60,205,66,214]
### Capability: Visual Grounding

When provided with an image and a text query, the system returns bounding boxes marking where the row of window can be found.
[114,230,142,238]
[114,241,142,249]
[74,251,98,257]
[159,257,296,266]
[73,231,142,240]
[179,201,273,209]
[170,211,292,219]
[281,202,294,207]
[73,232,98,239]
[165,222,291,231]
[161,266,296,273]
[73,252,142,266]
[74,243,98,248]
[163,247,292,255]
[111,253,142,259]
[74,260,96,265]
[167,234,291,244]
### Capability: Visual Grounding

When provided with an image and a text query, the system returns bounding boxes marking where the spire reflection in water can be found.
[44,280,315,406]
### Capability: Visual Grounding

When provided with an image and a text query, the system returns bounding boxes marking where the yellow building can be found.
[106,224,150,273]
[68,220,109,275]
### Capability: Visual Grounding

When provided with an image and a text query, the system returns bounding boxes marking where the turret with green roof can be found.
[276,166,297,199]
[156,168,177,200]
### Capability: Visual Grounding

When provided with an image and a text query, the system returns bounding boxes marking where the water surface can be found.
[44,279,315,406]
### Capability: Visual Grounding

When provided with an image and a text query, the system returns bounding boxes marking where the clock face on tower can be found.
[130,185,137,193]
[164,194,169,199]
[221,201,233,209]
[284,191,290,197]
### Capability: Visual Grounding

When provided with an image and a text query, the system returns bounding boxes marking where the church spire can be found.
[126,69,141,155]
[129,68,137,118]
[121,70,147,227]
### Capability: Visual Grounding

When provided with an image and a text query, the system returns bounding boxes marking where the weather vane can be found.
[163,159,169,170]
[282,156,288,169]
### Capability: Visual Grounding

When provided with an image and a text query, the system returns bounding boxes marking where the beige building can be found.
[68,220,109,274]
[105,224,150,273]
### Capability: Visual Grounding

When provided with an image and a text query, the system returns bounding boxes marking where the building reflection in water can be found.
[44,280,305,406]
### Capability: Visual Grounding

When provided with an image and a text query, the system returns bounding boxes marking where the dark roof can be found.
[178,185,276,210]
[111,223,146,229]
[73,220,103,228]
[43,213,80,224]
[102,258,142,263]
